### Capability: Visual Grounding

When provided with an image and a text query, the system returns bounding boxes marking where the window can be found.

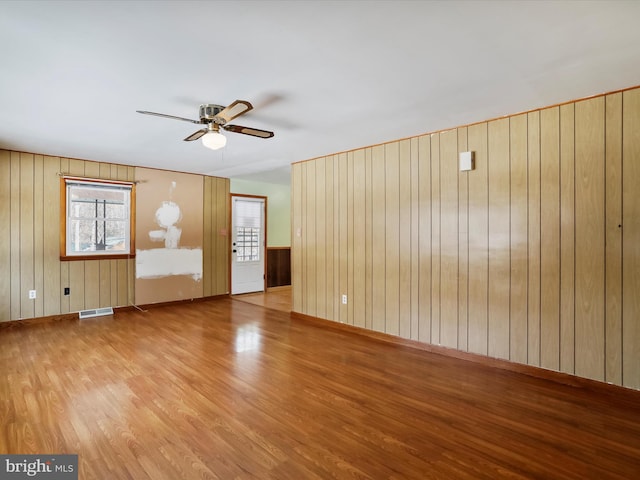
[235,226,260,262]
[61,177,135,260]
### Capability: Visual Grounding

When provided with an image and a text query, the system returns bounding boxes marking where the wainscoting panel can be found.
[267,248,291,288]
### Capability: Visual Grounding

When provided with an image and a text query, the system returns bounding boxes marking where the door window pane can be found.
[236,226,260,262]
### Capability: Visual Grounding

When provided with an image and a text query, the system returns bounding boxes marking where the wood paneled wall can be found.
[0,153,136,321]
[267,247,291,287]
[0,152,230,322]
[291,87,640,390]
[203,175,230,297]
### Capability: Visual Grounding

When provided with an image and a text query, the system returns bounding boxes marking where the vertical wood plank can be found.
[214,176,222,296]
[220,178,228,295]
[559,104,576,374]
[0,150,11,321]
[353,149,366,328]
[315,157,327,320]
[59,158,71,314]
[430,133,441,344]
[622,88,640,389]
[212,177,223,295]
[300,162,308,313]
[20,153,35,319]
[217,177,230,295]
[364,149,373,330]
[605,92,623,386]
[338,152,348,323]
[347,152,355,325]
[527,111,541,366]
[510,114,529,364]
[575,97,605,382]
[33,155,44,318]
[325,156,335,321]
[540,107,561,370]
[385,143,400,336]
[68,159,86,176]
[10,152,20,320]
[291,163,302,313]
[333,155,341,321]
[399,140,412,339]
[457,128,469,351]
[116,259,129,307]
[110,256,119,305]
[300,162,309,314]
[305,161,317,317]
[418,135,431,343]
[212,176,221,296]
[371,145,386,332]
[410,138,420,341]
[467,123,489,355]
[439,129,458,349]
[488,118,511,360]
[68,264,85,311]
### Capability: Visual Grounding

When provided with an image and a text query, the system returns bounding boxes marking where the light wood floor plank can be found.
[2,298,640,479]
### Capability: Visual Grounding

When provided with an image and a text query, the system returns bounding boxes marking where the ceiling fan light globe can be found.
[202,131,227,150]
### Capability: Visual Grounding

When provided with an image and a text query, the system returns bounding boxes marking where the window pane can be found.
[67,220,128,252]
[235,226,260,262]
[64,179,132,257]
[105,221,127,250]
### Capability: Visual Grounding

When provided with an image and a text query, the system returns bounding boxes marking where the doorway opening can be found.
[231,195,266,294]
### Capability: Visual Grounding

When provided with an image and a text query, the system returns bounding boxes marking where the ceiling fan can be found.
[136,100,274,150]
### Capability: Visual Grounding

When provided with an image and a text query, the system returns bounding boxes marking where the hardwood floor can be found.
[233,286,292,312]
[2,297,640,479]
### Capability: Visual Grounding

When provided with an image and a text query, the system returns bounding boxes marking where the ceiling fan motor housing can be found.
[199,104,226,123]
[137,99,273,140]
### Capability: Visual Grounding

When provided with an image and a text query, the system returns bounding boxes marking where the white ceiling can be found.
[1,0,639,185]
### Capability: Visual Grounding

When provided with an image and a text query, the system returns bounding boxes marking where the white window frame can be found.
[60,176,135,260]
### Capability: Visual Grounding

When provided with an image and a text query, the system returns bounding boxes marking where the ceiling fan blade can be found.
[223,124,274,138]
[184,128,208,141]
[215,100,253,124]
[136,110,202,124]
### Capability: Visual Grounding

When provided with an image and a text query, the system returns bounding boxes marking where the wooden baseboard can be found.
[0,312,80,329]
[133,294,229,311]
[291,311,640,400]
[0,294,230,329]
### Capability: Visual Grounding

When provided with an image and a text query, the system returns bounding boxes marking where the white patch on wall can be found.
[149,200,183,248]
[136,180,202,280]
[136,248,203,280]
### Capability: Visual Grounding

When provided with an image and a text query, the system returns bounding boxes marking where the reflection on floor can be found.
[232,286,291,313]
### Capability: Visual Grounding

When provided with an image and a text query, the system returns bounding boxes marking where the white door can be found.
[231,196,266,294]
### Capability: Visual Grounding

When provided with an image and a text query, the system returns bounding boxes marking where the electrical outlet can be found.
[28,290,36,299]
[64,287,70,296]
[341,294,347,305]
